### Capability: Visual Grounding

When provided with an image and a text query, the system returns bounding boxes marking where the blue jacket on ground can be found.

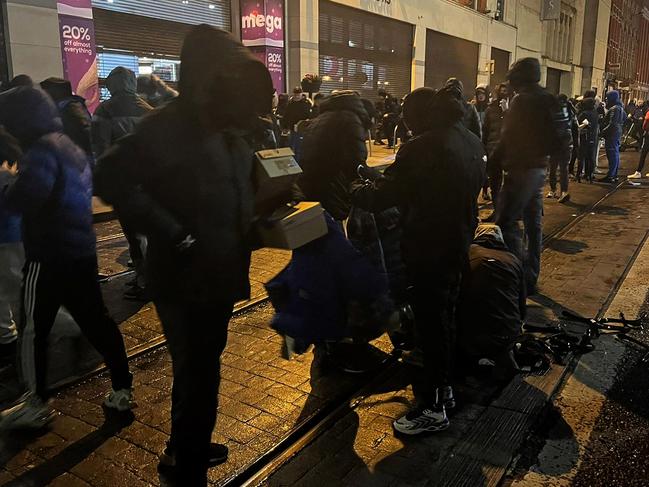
[0,87,96,262]
[602,90,625,143]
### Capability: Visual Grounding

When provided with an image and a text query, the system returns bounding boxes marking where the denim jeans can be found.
[605,138,620,178]
[495,168,546,293]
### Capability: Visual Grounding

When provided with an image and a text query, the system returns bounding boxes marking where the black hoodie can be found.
[297,91,370,220]
[94,25,274,303]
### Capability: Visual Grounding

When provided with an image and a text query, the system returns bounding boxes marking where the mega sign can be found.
[241,12,283,34]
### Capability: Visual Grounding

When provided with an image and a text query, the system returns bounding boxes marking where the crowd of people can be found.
[0,23,640,487]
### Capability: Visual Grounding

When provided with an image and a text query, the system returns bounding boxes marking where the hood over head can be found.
[106,67,137,96]
[444,77,464,100]
[6,75,33,91]
[179,24,273,128]
[474,224,508,250]
[0,86,62,147]
[319,90,371,128]
[40,77,73,102]
[583,90,596,99]
[606,90,622,108]
[403,86,463,135]
[579,96,597,111]
[506,58,541,89]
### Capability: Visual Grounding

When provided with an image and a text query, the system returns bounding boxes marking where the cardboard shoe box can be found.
[259,202,328,250]
[255,148,302,206]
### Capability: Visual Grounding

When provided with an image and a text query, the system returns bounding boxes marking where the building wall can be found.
[4,0,63,81]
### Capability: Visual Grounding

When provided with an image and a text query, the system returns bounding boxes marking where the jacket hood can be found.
[445,77,464,100]
[579,97,597,111]
[507,57,541,87]
[0,86,62,146]
[474,224,509,251]
[404,86,463,135]
[106,67,137,95]
[606,90,622,108]
[178,24,273,126]
[319,91,371,127]
[40,77,73,102]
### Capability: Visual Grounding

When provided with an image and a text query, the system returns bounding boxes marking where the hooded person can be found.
[297,90,371,221]
[599,90,625,182]
[445,77,482,138]
[576,91,600,182]
[492,57,571,295]
[0,87,133,429]
[40,77,93,156]
[353,86,485,436]
[482,83,510,217]
[93,25,275,486]
[457,224,524,367]
[473,84,490,125]
[91,66,153,158]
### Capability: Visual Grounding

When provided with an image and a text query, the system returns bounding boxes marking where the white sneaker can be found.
[104,388,135,411]
[393,405,449,435]
[0,395,55,430]
[546,191,555,198]
[628,171,642,179]
[558,192,571,204]
[645,172,649,178]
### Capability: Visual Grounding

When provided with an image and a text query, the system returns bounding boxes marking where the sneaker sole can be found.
[104,399,134,412]
[393,419,450,435]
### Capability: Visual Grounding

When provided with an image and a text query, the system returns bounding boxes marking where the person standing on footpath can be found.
[482,83,510,219]
[576,91,600,183]
[354,87,485,435]
[445,78,482,139]
[547,94,575,203]
[0,87,133,430]
[628,107,649,179]
[493,58,572,296]
[94,25,275,486]
[92,67,153,301]
[599,90,625,183]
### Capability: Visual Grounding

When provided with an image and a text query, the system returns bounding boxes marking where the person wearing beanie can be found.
[492,57,572,295]
[599,90,625,182]
[354,86,485,436]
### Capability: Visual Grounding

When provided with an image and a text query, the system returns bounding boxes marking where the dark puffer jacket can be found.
[353,89,485,268]
[297,92,370,220]
[94,25,275,303]
[482,98,506,158]
[0,87,95,262]
[41,77,93,156]
[92,67,153,157]
[577,97,599,157]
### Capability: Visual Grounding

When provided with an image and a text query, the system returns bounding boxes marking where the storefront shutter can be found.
[318,0,413,101]
[425,30,479,96]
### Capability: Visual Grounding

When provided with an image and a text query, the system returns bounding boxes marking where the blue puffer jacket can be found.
[0,87,96,262]
[602,90,625,142]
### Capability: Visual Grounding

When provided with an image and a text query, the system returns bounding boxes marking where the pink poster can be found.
[240,0,285,93]
[56,0,99,113]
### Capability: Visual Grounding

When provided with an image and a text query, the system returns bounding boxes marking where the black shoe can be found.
[327,342,388,374]
[0,341,16,368]
[598,176,613,183]
[158,442,228,477]
[123,284,149,301]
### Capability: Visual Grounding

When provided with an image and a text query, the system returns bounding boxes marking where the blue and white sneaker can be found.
[393,406,449,435]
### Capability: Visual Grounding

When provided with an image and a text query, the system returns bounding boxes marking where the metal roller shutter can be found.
[425,30,479,96]
[318,1,413,100]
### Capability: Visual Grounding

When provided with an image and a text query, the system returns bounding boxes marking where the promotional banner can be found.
[56,0,99,112]
[240,0,285,93]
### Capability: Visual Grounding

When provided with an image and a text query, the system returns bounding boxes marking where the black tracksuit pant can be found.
[21,256,131,400]
[154,298,234,487]
[409,265,462,407]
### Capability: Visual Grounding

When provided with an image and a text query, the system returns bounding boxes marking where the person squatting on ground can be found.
[547,94,576,203]
[628,106,649,179]
[92,66,153,301]
[599,90,625,183]
[353,86,485,435]
[576,91,600,183]
[482,83,510,218]
[493,58,572,296]
[0,87,133,430]
[94,25,275,486]
[297,90,372,222]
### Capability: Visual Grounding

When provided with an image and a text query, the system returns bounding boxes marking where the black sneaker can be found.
[393,405,449,435]
[123,285,149,301]
[158,442,228,477]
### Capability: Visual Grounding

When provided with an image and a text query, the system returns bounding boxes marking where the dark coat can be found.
[462,100,482,139]
[353,120,485,268]
[458,237,524,359]
[601,91,625,142]
[482,99,506,158]
[577,97,600,156]
[297,92,370,220]
[493,84,570,170]
[0,87,95,262]
[94,26,274,303]
[282,97,311,130]
[92,67,153,157]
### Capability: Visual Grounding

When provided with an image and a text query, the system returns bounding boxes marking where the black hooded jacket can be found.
[353,89,485,268]
[297,92,370,220]
[94,26,275,303]
[577,97,600,152]
[482,98,506,158]
[92,67,153,157]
